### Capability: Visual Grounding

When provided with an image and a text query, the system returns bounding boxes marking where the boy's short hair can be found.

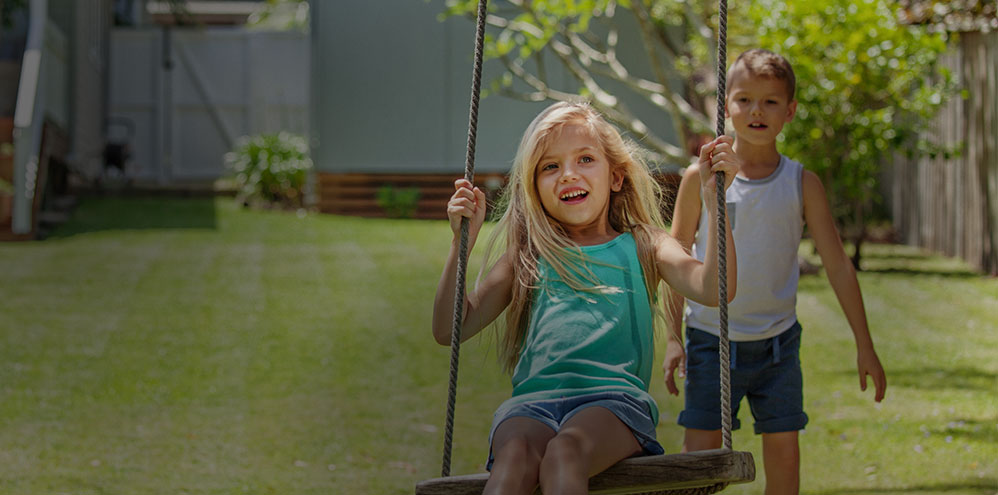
[727,49,796,100]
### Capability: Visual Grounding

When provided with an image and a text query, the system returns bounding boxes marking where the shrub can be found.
[225,132,312,208]
[376,185,421,219]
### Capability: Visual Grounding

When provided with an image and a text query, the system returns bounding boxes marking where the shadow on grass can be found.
[876,366,996,392]
[858,267,980,279]
[859,249,935,261]
[45,196,217,238]
[929,417,998,445]
[809,479,998,494]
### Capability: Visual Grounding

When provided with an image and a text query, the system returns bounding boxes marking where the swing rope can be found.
[441,0,489,478]
[713,0,733,452]
[431,0,746,492]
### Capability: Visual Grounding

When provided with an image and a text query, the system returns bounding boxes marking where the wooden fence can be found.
[885,30,997,275]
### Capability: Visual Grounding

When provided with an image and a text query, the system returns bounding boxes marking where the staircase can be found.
[1,58,19,232]
[0,117,12,230]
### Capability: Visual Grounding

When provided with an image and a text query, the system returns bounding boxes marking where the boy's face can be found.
[725,72,797,147]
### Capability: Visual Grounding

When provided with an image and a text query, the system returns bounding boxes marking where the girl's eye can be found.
[580,156,594,163]
[541,163,558,171]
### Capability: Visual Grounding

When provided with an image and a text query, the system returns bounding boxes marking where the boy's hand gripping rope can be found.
[442,0,488,478]
[714,0,733,451]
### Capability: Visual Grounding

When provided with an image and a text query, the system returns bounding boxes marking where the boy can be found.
[662,49,887,495]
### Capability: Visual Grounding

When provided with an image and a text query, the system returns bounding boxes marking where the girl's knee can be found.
[494,435,545,468]
[488,439,543,495]
[540,433,588,474]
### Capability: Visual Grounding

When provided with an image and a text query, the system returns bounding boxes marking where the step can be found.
[1,117,13,183]
[315,171,681,221]
[317,172,507,220]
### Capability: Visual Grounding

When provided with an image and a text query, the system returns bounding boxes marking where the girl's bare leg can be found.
[485,417,556,495]
[538,407,642,495]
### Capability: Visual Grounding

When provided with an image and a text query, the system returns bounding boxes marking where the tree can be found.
[0,0,27,28]
[247,0,309,32]
[445,0,953,268]
[742,0,953,267]
[445,0,726,165]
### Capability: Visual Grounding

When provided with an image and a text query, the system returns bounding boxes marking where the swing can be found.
[415,1,755,493]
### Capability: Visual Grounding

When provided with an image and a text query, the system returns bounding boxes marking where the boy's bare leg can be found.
[682,428,722,452]
[485,417,556,495]
[539,407,642,495]
[762,431,800,495]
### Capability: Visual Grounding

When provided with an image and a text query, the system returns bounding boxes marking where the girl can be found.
[432,101,738,495]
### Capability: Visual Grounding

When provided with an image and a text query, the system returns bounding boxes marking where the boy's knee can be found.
[761,431,800,464]
[683,428,722,452]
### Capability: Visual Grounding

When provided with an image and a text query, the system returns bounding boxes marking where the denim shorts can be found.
[487,391,665,471]
[678,321,809,434]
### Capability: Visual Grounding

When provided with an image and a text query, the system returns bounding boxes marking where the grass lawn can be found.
[0,196,994,494]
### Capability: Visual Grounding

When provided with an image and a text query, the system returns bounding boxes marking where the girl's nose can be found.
[559,164,579,182]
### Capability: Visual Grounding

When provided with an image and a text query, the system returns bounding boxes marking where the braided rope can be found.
[639,483,729,495]
[714,0,732,451]
[441,0,489,478]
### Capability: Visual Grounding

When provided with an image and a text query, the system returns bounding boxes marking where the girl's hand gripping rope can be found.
[447,179,488,247]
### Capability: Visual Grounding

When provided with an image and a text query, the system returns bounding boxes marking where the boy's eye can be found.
[737,97,749,103]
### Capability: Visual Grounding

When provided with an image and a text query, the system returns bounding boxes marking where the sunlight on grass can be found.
[0,197,993,494]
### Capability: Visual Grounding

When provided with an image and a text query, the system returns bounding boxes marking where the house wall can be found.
[68,0,113,179]
[310,0,682,176]
[310,0,546,175]
[108,27,309,183]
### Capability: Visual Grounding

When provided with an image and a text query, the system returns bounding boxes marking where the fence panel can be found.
[887,31,997,275]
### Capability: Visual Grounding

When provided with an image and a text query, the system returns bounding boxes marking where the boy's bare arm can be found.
[662,164,702,395]
[802,170,887,402]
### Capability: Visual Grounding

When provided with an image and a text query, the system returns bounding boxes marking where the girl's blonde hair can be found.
[480,100,673,373]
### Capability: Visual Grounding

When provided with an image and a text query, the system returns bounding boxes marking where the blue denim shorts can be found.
[487,391,665,470]
[678,321,809,434]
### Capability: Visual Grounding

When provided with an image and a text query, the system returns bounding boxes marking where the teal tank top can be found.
[505,232,658,424]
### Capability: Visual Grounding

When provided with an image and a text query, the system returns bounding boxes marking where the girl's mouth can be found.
[560,189,589,204]
[748,122,768,129]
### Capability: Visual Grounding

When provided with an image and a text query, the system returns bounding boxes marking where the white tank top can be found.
[685,155,804,341]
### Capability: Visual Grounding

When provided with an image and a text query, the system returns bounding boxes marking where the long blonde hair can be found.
[480,101,674,373]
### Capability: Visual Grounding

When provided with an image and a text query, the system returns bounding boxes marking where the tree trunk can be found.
[850,227,865,271]
[849,201,867,270]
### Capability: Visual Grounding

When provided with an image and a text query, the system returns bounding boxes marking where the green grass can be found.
[0,196,994,494]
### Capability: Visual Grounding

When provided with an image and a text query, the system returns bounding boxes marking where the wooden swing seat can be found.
[415,448,754,495]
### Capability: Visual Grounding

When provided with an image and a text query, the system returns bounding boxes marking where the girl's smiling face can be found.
[534,123,624,243]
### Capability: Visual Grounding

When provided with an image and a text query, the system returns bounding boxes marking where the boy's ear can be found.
[786,100,798,122]
[611,167,625,192]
